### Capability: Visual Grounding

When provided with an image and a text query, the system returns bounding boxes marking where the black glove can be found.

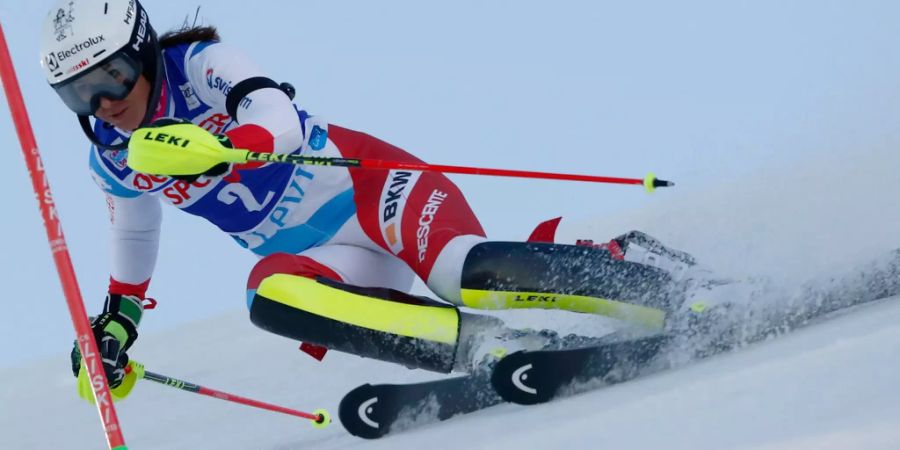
[71,294,144,388]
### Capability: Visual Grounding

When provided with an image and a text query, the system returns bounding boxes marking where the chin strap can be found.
[78,115,127,150]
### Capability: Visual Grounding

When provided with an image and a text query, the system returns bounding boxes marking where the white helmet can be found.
[40,0,164,149]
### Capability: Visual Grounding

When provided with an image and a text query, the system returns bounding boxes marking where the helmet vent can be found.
[104,3,108,14]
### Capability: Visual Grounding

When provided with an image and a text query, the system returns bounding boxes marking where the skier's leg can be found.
[242,125,690,373]
[246,245,475,372]
[451,240,675,323]
[566,226,773,351]
[328,125,678,326]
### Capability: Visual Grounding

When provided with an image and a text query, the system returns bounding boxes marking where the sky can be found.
[2,0,900,369]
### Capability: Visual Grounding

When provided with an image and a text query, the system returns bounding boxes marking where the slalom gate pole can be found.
[0,22,129,450]
[137,367,330,427]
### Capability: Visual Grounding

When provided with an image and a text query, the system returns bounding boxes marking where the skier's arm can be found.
[106,193,162,296]
[70,197,158,391]
[89,139,163,294]
[188,42,303,156]
[75,144,160,391]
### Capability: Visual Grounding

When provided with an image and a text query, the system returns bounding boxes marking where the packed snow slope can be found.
[3,295,900,450]
[2,142,899,449]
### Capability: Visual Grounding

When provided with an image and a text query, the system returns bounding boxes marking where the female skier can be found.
[40,0,717,396]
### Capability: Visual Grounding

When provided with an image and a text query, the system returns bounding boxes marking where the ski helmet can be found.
[40,0,164,149]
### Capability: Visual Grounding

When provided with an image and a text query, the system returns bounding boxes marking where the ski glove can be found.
[75,358,145,404]
[70,294,144,388]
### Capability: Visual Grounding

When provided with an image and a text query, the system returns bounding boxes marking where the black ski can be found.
[340,249,900,429]
[490,334,669,405]
[338,373,502,439]
[492,249,900,405]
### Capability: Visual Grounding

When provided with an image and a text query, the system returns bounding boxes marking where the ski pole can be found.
[0,22,129,450]
[126,123,675,192]
[129,365,330,428]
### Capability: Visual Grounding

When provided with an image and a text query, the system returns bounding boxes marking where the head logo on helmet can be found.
[124,0,135,25]
[40,0,164,151]
[132,8,147,52]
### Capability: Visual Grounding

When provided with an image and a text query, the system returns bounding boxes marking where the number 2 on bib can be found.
[217,183,275,212]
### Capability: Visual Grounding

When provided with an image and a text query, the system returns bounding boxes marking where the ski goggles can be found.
[52,53,142,116]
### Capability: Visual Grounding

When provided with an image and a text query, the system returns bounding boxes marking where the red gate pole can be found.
[0,22,128,450]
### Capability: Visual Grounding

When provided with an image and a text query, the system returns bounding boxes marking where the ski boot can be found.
[452,312,610,373]
[452,313,544,373]
[594,231,756,354]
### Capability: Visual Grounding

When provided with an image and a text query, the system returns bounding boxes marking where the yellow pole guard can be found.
[126,123,249,175]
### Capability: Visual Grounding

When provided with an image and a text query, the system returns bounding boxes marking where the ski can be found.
[338,373,502,439]
[492,249,900,405]
[490,334,669,405]
[340,249,900,430]
[490,295,893,406]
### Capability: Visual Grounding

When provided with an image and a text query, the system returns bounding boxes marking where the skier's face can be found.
[93,75,151,132]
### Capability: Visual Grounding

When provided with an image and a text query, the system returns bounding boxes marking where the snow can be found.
[2,296,899,449]
[2,144,899,449]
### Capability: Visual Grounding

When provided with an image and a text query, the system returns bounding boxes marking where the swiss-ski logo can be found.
[205,68,234,95]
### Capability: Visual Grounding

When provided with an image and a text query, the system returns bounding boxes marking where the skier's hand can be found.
[74,358,145,404]
[70,294,145,389]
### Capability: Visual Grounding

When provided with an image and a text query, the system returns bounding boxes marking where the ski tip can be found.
[339,383,388,439]
[490,350,557,405]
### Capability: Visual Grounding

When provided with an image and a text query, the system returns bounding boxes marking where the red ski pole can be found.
[125,124,676,192]
[134,365,330,427]
[360,160,672,190]
[237,153,674,192]
[0,22,129,450]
